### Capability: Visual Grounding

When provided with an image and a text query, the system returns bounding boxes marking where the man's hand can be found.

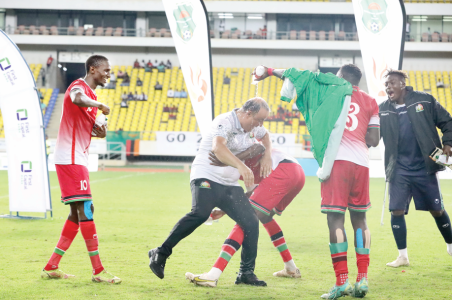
[252,66,270,82]
[238,164,254,187]
[259,153,272,178]
[99,103,110,115]
[211,209,226,221]
[209,151,226,167]
[443,145,452,162]
[93,124,107,138]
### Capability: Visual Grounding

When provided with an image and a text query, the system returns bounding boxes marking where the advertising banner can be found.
[139,132,299,156]
[352,0,406,103]
[0,30,51,213]
[163,0,214,137]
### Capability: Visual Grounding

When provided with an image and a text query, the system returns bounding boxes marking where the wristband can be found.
[267,68,274,76]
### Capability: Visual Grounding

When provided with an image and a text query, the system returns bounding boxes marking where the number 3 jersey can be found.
[54,79,98,167]
[335,86,380,168]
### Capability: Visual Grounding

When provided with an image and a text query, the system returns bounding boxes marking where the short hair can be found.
[384,69,408,82]
[85,55,108,73]
[240,97,269,114]
[339,64,362,85]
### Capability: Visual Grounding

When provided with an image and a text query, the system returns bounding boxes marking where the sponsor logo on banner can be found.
[189,64,208,102]
[0,56,17,86]
[16,109,30,138]
[173,3,196,42]
[20,160,33,190]
[362,0,388,34]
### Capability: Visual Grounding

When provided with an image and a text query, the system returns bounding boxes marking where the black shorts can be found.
[389,173,443,214]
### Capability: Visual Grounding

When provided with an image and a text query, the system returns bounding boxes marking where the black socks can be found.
[391,214,407,249]
[434,211,452,244]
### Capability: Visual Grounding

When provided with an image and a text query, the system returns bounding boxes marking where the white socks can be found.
[447,243,452,255]
[398,248,408,258]
[204,267,222,280]
[284,259,297,272]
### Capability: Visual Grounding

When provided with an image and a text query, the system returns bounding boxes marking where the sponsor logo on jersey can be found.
[249,132,255,139]
[173,4,196,42]
[416,104,424,112]
[361,0,388,34]
[200,181,211,189]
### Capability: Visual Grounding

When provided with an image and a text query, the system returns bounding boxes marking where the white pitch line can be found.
[0,172,150,199]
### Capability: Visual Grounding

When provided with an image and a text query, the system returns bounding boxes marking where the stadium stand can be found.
[43,89,60,129]
[1,63,450,147]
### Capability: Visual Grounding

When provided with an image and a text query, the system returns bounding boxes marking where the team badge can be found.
[173,3,196,42]
[249,132,255,139]
[199,181,211,189]
[416,104,424,112]
[361,0,388,34]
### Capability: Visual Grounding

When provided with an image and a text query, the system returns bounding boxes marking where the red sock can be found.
[79,221,104,275]
[330,242,348,286]
[263,219,292,262]
[213,224,244,272]
[356,252,370,282]
[44,220,79,271]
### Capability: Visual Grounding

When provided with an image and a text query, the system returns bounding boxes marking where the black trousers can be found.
[158,178,259,272]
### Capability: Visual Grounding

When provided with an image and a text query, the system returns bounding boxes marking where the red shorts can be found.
[55,164,92,205]
[320,160,370,214]
[249,162,305,216]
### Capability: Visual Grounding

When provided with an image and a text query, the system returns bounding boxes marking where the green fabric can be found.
[88,250,99,257]
[355,247,371,255]
[54,248,65,256]
[329,241,348,254]
[281,68,353,167]
[277,244,288,253]
[220,251,232,262]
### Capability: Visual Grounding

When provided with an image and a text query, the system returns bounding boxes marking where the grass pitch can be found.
[0,170,452,299]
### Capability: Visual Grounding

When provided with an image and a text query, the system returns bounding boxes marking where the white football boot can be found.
[185,272,218,287]
[386,256,410,267]
[273,267,301,278]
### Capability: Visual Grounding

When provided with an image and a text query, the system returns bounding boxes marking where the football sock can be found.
[398,248,408,258]
[211,224,244,280]
[80,220,104,275]
[44,219,79,271]
[391,214,407,250]
[330,241,348,286]
[355,228,370,282]
[263,219,295,270]
[447,243,452,255]
[434,211,452,244]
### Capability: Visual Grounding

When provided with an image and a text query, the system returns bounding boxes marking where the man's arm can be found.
[259,133,272,178]
[212,136,254,186]
[71,89,110,115]
[432,96,452,157]
[209,144,265,167]
[252,66,286,81]
[365,128,380,147]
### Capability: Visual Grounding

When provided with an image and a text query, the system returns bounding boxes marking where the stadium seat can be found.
[328,31,335,41]
[441,33,449,42]
[299,30,307,40]
[309,30,316,40]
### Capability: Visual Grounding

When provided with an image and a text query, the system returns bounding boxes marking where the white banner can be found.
[163,0,214,137]
[0,30,51,213]
[352,0,406,103]
[139,132,299,156]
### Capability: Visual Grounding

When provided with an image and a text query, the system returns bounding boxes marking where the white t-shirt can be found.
[190,109,268,186]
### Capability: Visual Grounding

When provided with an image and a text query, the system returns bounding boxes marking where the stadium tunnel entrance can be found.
[60,62,86,90]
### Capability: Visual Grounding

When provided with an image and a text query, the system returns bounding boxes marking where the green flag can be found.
[281,68,353,168]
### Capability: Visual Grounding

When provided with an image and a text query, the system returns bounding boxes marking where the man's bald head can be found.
[240,97,270,115]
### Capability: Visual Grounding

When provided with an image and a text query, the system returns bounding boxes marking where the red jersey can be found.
[335,87,379,168]
[54,79,98,166]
